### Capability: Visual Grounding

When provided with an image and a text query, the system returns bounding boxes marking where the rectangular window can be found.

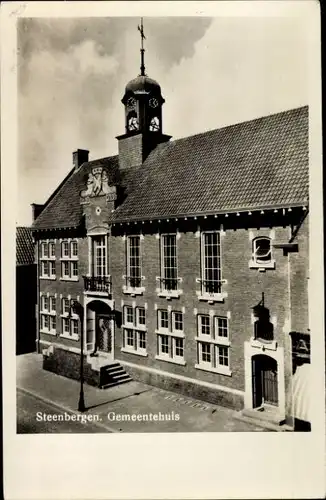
[196,315,230,373]
[202,232,221,294]
[173,312,183,332]
[137,307,146,326]
[126,329,135,348]
[159,335,169,355]
[62,261,70,278]
[159,310,169,330]
[49,242,55,258]
[62,298,70,315]
[156,310,185,364]
[127,236,141,288]
[40,294,56,334]
[61,241,69,258]
[62,317,70,334]
[125,306,134,325]
[93,236,106,277]
[174,337,184,358]
[40,241,56,279]
[215,316,228,339]
[199,315,211,336]
[71,240,78,258]
[138,331,146,350]
[71,319,79,336]
[217,345,229,367]
[161,234,178,291]
[72,261,78,277]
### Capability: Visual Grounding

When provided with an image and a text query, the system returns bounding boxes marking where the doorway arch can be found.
[252,354,278,408]
[86,300,114,356]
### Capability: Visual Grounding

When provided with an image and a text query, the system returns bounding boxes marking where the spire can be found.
[137,17,146,76]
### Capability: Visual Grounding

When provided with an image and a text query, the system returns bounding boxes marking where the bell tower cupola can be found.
[117,18,171,170]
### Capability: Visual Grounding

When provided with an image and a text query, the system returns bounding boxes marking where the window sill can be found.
[60,313,79,320]
[249,259,275,272]
[40,276,56,281]
[60,333,79,341]
[121,347,148,357]
[60,257,78,261]
[123,286,145,296]
[155,355,186,366]
[195,364,232,376]
[122,324,147,332]
[250,338,278,351]
[155,329,185,338]
[196,291,228,303]
[84,290,111,297]
[40,329,56,336]
[41,311,56,316]
[195,336,230,346]
[40,257,56,261]
[60,277,79,282]
[156,289,183,300]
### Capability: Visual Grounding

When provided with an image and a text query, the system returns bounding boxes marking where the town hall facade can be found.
[31,26,310,430]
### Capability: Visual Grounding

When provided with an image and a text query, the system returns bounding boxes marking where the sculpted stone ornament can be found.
[81,167,117,200]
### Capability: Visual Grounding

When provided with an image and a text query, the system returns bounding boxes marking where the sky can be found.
[17,15,308,226]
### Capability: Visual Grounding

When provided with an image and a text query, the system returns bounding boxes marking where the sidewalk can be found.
[17,353,267,432]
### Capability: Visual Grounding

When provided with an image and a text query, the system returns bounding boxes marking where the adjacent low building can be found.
[31,49,310,429]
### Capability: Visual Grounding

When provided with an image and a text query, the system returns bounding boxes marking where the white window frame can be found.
[59,297,79,340]
[123,235,145,296]
[155,309,185,365]
[195,314,231,375]
[60,239,79,281]
[39,240,56,280]
[156,233,183,299]
[249,235,275,271]
[40,293,56,335]
[121,304,148,356]
[196,231,227,303]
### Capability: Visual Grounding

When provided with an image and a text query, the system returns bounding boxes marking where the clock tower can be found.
[116,18,171,170]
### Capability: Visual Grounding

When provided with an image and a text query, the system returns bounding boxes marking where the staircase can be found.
[99,362,133,389]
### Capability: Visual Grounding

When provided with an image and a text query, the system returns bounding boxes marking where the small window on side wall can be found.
[253,237,271,264]
[250,236,275,270]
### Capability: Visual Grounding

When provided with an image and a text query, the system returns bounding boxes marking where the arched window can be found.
[252,237,272,265]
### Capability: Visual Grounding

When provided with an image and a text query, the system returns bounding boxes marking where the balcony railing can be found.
[159,277,180,291]
[199,279,222,294]
[125,275,142,288]
[83,276,111,294]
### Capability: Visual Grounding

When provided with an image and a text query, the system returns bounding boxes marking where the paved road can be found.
[17,389,110,434]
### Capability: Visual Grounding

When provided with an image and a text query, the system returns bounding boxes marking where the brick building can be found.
[31,39,310,429]
[16,226,37,355]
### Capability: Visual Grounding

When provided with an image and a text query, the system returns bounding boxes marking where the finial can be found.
[138,17,146,76]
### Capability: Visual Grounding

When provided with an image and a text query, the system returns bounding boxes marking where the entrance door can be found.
[252,355,278,407]
[96,314,112,354]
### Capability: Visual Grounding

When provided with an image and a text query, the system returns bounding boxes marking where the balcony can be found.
[156,277,183,299]
[83,276,111,296]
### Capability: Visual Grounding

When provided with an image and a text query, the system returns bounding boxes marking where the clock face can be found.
[127,97,136,109]
[128,116,139,131]
[149,116,160,132]
[149,97,159,109]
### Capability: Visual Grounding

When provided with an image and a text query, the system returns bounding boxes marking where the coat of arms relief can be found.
[81,167,117,200]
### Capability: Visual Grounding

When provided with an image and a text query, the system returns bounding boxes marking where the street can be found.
[17,389,109,433]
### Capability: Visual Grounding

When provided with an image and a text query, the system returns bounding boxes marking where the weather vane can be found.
[138,17,146,76]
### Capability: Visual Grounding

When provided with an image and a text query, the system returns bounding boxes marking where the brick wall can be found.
[110,214,305,394]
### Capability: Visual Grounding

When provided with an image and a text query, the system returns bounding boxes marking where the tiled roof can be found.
[16,226,35,265]
[33,106,308,230]
[113,106,308,222]
[33,156,121,230]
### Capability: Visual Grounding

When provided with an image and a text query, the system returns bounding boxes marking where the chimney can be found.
[31,203,44,221]
[73,149,89,170]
